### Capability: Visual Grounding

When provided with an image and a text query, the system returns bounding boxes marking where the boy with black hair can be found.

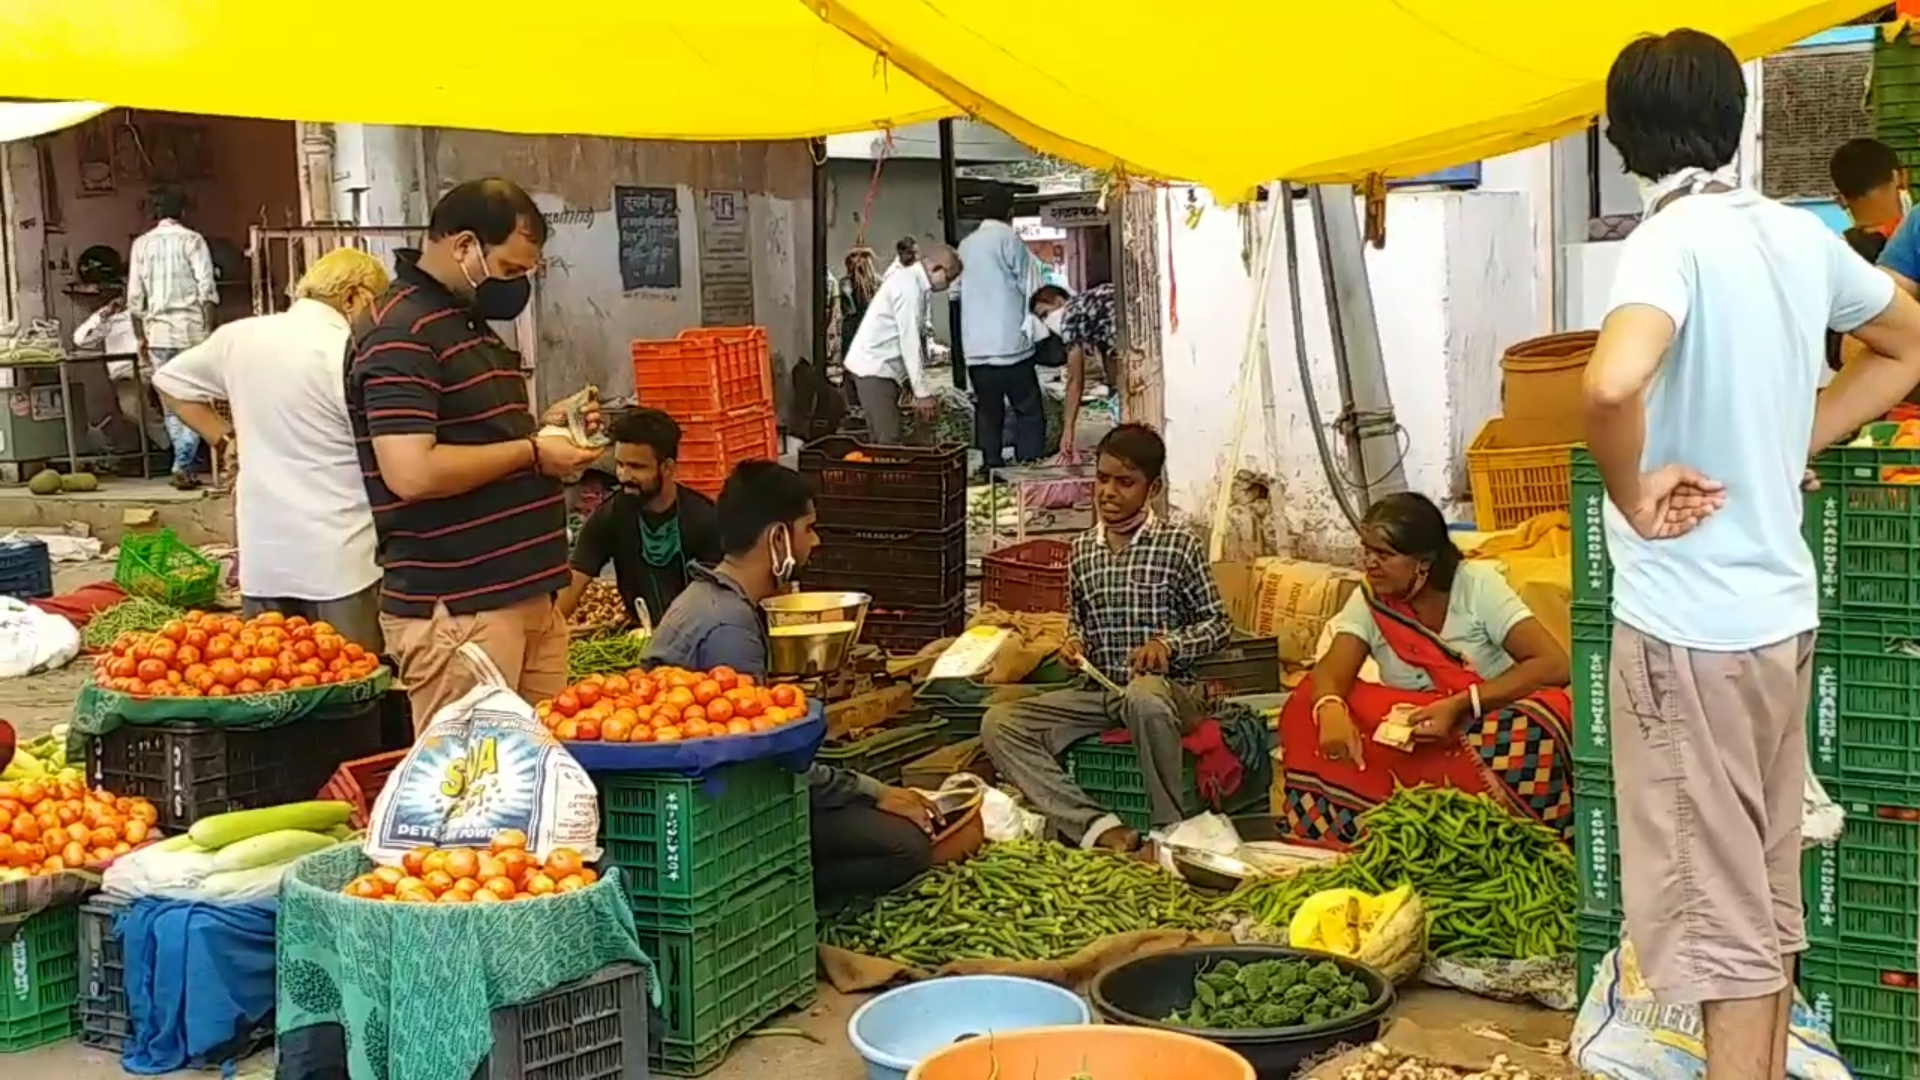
[981,423,1232,853]
[561,408,721,626]
[1830,137,1908,240]
[641,461,936,900]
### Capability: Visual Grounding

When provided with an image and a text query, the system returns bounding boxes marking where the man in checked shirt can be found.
[982,424,1232,852]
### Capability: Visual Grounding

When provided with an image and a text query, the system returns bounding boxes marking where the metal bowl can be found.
[1168,845,1260,892]
[761,591,871,677]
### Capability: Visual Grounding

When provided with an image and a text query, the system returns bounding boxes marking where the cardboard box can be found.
[1212,557,1364,665]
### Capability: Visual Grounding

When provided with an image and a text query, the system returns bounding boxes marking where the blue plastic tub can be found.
[848,975,1092,1080]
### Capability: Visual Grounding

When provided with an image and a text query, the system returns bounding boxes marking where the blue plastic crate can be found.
[0,537,53,600]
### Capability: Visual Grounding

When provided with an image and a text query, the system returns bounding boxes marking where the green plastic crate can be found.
[1809,614,1920,797]
[111,528,219,609]
[1063,734,1270,835]
[596,761,810,919]
[1,905,79,1053]
[914,679,1074,740]
[816,716,948,786]
[1803,436,1920,615]
[1802,944,1918,1080]
[1573,772,1620,921]
[1575,913,1621,1010]
[1803,785,1920,955]
[1570,605,1612,775]
[1569,449,1612,610]
[637,866,817,1076]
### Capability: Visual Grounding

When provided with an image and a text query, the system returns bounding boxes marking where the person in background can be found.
[889,235,919,274]
[349,179,604,732]
[843,244,962,444]
[1830,138,1907,243]
[560,408,721,628]
[151,248,391,651]
[1588,31,1920,1078]
[981,424,1231,853]
[1280,493,1573,846]
[837,247,881,360]
[641,461,936,902]
[958,188,1047,470]
[1030,281,1117,456]
[69,294,152,461]
[126,187,218,490]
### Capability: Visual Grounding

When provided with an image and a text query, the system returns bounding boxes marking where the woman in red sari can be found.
[1279,493,1574,847]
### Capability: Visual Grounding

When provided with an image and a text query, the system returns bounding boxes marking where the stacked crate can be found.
[1572,443,1920,1080]
[1873,32,1920,189]
[0,906,80,1053]
[631,328,777,498]
[797,437,969,654]
[594,760,815,1076]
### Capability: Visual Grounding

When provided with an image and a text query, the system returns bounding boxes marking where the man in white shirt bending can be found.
[151,248,389,650]
[842,244,962,444]
[126,188,218,489]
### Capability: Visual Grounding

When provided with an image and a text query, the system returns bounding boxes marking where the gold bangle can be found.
[1311,694,1345,722]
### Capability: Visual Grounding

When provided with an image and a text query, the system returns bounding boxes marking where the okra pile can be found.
[1225,787,1577,959]
[819,840,1215,966]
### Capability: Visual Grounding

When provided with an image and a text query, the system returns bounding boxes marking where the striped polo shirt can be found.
[346,252,567,618]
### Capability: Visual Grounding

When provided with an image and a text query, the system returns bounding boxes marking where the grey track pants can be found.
[980,676,1200,845]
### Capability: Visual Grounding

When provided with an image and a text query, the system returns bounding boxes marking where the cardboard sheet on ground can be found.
[1303,1018,1584,1080]
[817,928,1233,993]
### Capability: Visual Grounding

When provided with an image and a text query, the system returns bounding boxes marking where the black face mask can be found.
[474,274,532,322]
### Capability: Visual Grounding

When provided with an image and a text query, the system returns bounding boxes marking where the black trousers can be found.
[971,359,1045,469]
[811,802,933,901]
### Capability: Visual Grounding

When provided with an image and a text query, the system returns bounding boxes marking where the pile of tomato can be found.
[0,775,160,878]
[535,665,811,743]
[341,831,596,904]
[93,611,383,698]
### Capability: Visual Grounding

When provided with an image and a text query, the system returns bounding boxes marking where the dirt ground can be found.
[6,560,1574,1079]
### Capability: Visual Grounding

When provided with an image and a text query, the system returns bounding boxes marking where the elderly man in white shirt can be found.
[150,248,389,650]
[843,243,962,444]
[126,188,218,489]
[70,296,164,459]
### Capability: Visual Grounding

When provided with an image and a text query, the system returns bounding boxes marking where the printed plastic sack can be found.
[1572,938,1852,1080]
[364,644,600,866]
[0,596,79,678]
[1290,884,1426,984]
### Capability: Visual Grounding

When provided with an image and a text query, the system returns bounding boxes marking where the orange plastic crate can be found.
[676,407,778,496]
[1466,417,1577,531]
[631,327,772,415]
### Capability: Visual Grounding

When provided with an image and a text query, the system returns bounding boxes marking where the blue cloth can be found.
[120,896,277,1075]
[565,701,826,789]
[1880,210,1920,283]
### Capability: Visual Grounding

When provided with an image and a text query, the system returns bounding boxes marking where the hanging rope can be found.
[1163,186,1179,332]
[843,131,896,311]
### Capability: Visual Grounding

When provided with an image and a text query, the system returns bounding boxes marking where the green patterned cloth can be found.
[67,670,392,760]
[277,845,654,1080]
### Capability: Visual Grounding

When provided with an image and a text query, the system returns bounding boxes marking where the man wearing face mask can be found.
[641,460,939,901]
[842,244,963,444]
[1029,281,1116,457]
[349,179,605,732]
[559,408,722,627]
[152,248,393,649]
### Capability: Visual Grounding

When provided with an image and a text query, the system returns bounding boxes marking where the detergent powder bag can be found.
[364,644,600,866]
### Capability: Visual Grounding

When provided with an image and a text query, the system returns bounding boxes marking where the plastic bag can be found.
[1804,770,1844,847]
[1289,884,1426,984]
[0,596,79,677]
[1572,938,1851,1080]
[364,644,601,866]
[934,773,1043,841]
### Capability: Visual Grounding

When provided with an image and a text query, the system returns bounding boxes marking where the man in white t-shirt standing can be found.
[1584,31,1920,1079]
[151,248,389,650]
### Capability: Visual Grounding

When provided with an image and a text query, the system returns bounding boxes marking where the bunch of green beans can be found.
[1221,786,1577,960]
[819,840,1216,967]
[82,597,183,650]
[566,632,650,680]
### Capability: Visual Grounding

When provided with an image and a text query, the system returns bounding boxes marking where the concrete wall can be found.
[825,157,969,343]
[1157,190,1536,563]
[422,131,815,415]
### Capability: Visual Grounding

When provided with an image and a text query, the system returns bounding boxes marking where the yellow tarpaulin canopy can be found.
[0,1,1885,194]
[0,3,954,141]
[0,101,110,142]
[808,0,1883,194]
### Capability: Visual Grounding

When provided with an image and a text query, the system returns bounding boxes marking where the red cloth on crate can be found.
[31,582,127,631]
[1098,716,1245,807]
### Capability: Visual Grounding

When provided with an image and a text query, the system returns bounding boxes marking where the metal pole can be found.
[937,118,966,391]
[1307,185,1405,507]
[810,138,829,380]
[56,359,78,474]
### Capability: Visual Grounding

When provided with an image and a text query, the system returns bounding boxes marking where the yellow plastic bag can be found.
[1288,884,1426,983]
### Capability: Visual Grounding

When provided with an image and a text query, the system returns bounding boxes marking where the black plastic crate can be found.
[1192,635,1282,698]
[79,897,274,1058]
[0,536,53,600]
[87,704,385,832]
[863,599,966,656]
[482,962,650,1080]
[798,436,967,532]
[799,522,967,608]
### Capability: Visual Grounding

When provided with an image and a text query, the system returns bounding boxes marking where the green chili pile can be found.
[82,597,184,650]
[1224,786,1577,959]
[819,840,1215,967]
[566,632,651,681]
